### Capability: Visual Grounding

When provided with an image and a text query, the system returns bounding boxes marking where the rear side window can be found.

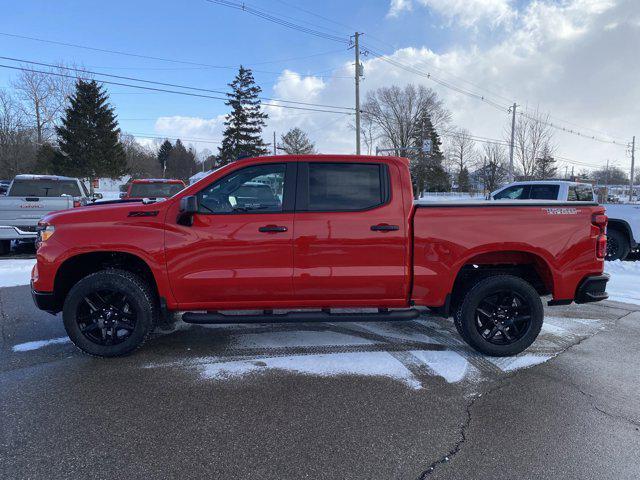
[307,163,387,211]
[9,180,81,197]
[529,184,559,200]
[493,185,529,200]
[568,184,594,201]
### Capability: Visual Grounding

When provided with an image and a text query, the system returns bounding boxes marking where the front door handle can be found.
[371,224,400,232]
[259,225,288,233]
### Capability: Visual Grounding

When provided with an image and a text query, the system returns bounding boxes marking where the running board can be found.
[181,309,421,325]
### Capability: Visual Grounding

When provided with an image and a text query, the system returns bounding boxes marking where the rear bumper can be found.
[575,273,609,304]
[31,283,60,314]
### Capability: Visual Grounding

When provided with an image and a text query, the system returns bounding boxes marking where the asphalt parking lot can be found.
[1,273,639,480]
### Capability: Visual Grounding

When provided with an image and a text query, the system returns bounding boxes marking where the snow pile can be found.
[0,259,36,287]
[605,260,640,305]
[12,337,70,352]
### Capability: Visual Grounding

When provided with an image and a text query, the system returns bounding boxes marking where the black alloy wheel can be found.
[474,290,532,345]
[77,290,138,346]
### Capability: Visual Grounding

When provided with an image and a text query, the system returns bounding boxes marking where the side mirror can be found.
[119,192,126,199]
[180,195,198,214]
[178,195,198,226]
[92,193,103,200]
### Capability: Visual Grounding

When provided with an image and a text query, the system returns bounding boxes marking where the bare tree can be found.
[0,89,37,177]
[448,128,477,190]
[12,64,76,144]
[361,115,378,155]
[361,84,451,155]
[511,108,554,180]
[121,133,162,179]
[479,142,509,193]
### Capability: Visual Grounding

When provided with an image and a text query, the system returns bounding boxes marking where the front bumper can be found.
[0,225,38,241]
[574,273,609,304]
[31,283,60,314]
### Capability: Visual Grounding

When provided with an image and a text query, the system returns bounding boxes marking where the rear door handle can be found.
[371,224,400,232]
[259,225,288,233]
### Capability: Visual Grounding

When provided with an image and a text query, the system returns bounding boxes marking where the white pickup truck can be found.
[491,180,639,261]
[0,175,97,254]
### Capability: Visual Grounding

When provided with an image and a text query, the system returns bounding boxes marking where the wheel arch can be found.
[54,251,161,309]
[447,249,554,313]
[607,219,635,246]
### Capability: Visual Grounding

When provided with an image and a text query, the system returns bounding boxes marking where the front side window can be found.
[529,184,559,200]
[493,185,529,200]
[197,164,285,214]
[307,163,385,211]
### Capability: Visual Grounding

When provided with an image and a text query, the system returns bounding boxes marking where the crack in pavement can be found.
[414,308,639,478]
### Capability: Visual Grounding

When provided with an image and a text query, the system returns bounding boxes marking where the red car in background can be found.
[121,179,186,200]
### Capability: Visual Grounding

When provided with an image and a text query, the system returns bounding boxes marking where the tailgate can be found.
[0,197,74,227]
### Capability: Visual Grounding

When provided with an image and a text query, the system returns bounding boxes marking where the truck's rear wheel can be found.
[454,275,543,357]
[605,228,630,261]
[63,269,156,357]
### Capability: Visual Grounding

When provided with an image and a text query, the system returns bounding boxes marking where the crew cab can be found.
[491,180,638,260]
[120,178,186,200]
[31,155,609,357]
[0,175,97,254]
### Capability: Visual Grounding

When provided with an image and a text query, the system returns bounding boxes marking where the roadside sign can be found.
[423,139,432,154]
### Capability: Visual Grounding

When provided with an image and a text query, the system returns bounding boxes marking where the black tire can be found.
[454,275,543,357]
[63,269,157,357]
[606,228,630,261]
[0,240,10,255]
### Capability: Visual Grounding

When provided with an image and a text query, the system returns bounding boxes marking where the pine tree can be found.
[55,80,126,184]
[278,128,316,154]
[157,139,173,176]
[534,149,558,179]
[165,139,198,182]
[218,66,268,165]
[458,166,471,191]
[410,113,449,197]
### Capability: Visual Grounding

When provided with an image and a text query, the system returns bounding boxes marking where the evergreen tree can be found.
[458,166,471,192]
[534,146,558,179]
[278,127,316,154]
[55,81,122,178]
[218,66,268,165]
[165,139,198,182]
[55,80,126,184]
[410,113,449,197]
[157,139,173,176]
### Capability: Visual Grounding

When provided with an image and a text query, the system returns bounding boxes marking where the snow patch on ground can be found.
[12,336,70,352]
[605,260,640,305]
[200,351,423,389]
[0,259,36,287]
[488,354,553,372]
[233,330,378,348]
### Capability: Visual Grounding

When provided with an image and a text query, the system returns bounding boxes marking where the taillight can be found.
[596,234,607,259]
[592,214,607,233]
[73,200,81,208]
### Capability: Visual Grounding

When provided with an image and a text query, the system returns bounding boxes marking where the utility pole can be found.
[273,131,277,155]
[352,32,363,155]
[630,135,636,202]
[508,103,517,183]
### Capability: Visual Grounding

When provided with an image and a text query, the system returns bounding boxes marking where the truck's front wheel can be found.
[454,275,543,357]
[63,269,157,357]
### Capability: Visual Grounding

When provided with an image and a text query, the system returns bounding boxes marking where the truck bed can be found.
[411,201,603,306]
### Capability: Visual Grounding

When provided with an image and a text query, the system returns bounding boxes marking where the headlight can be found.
[37,223,55,242]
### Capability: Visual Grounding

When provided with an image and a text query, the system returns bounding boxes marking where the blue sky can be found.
[1,0,638,170]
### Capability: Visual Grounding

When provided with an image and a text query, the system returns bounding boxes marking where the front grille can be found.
[17,226,38,232]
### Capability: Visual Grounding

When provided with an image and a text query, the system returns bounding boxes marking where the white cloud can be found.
[149,0,638,172]
[388,0,516,27]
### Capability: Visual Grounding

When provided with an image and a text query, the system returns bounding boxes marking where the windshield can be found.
[129,182,184,198]
[9,179,81,197]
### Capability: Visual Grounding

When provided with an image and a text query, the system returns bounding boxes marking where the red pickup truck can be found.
[31,155,609,358]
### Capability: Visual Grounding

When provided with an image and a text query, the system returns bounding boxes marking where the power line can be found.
[0,63,355,115]
[204,0,351,44]
[0,56,354,111]
[0,31,350,80]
